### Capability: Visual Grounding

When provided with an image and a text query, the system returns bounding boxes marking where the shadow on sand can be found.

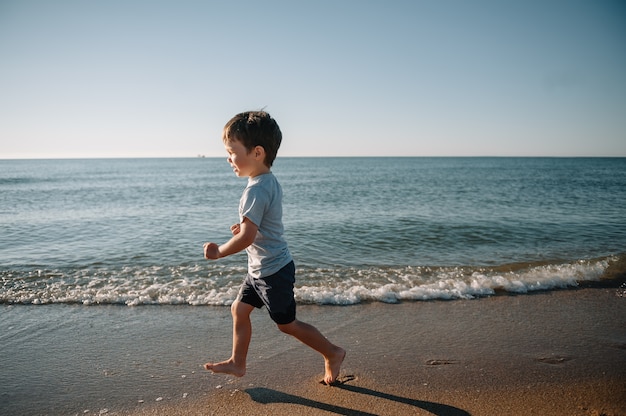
[246,381,471,416]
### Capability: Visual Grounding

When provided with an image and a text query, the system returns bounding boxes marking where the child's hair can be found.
[222,111,282,167]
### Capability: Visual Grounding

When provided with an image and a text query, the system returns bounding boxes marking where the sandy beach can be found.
[2,287,625,416]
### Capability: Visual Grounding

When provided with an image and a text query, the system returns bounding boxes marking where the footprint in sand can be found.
[535,355,573,364]
[424,359,458,366]
[607,341,626,350]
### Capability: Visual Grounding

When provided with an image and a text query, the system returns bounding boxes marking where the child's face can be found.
[224,139,266,177]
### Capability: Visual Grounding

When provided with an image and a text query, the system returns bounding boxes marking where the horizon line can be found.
[2,155,625,161]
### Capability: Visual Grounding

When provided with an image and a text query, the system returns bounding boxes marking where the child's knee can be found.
[230,300,239,316]
[231,299,254,318]
[276,320,297,335]
[277,323,291,334]
[231,300,244,318]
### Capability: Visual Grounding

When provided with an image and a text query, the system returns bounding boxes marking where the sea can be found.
[1,157,625,307]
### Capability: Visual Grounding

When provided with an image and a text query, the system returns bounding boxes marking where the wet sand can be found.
[1,287,625,415]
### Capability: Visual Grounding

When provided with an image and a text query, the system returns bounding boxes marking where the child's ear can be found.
[254,146,265,159]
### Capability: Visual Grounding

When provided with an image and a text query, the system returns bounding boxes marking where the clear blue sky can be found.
[1,0,625,158]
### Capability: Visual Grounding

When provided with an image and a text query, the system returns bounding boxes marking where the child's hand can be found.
[203,242,220,260]
[230,223,241,235]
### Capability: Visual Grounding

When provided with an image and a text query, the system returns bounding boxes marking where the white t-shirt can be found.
[239,172,293,278]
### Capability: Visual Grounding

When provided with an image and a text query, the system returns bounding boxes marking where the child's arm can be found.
[203,217,258,260]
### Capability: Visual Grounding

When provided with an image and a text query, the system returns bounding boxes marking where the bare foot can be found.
[323,347,346,386]
[203,359,246,377]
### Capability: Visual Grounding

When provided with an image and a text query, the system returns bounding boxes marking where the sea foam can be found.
[0,257,617,306]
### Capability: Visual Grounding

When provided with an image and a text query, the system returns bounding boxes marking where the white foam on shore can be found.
[294,258,610,304]
[0,257,615,306]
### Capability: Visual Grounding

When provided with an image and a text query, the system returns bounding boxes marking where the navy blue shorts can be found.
[238,261,296,325]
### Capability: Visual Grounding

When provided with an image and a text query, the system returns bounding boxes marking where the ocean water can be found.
[1,157,625,306]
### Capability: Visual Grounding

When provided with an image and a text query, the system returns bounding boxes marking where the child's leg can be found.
[204,299,255,377]
[278,319,346,385]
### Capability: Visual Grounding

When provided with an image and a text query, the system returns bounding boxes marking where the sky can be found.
[1,0,625,158]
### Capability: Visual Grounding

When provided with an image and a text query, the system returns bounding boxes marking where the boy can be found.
[203,111,345,386]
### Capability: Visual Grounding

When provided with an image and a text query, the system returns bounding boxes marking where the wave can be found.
[295,255,626,304]
[1,255,624,306]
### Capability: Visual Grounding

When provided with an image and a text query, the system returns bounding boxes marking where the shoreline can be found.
[1,287,625,415]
